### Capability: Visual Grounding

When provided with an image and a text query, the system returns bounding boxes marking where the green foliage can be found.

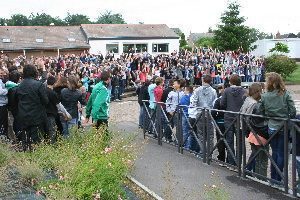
[285,64,300,84]
[265,54,297,79]
[29,13,66,26]
[96,10,126,24]
[213,2,257,52]
[179,33,188,48]
[64,13,91,25]
[30,127,136,199]
[196,37,215,48]
[8,14,30,26]
[204,184,230,200]
[269,42,290,53]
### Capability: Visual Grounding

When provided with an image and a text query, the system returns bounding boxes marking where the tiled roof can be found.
[0,26,90,50]
[81,24,179,39]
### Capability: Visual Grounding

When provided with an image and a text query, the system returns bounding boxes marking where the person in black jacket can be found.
[136,80,150,128]
[161,79,174,142]
[46,76,60,144]
[16,65,49,151]
[60,75,86,137]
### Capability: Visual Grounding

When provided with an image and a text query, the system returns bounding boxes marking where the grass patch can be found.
[286,64,300,84]
[0,127,138,199]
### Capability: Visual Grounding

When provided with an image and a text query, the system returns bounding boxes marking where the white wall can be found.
[252,38,300,59]
[88,38,179,56]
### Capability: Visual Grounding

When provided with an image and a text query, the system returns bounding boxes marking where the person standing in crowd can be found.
[5,70,21,142]
[161,79,174,142]
[189,75,217,155]
[154,77,164,104]
[85,71,111,128]
[60,75,86,137]
[260,72,296,183]
[240,83,268,177]
[16,65,49,151]
[136,80,150,129]
[221,74,246,166]
[148,77,157,134]
[45,76,60,143]
[179,86,193,149]
[0,67,8,138]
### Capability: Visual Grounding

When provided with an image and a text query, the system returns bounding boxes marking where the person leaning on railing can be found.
[259,72,296,184]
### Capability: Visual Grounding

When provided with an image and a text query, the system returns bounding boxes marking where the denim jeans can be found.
[139,105,145,127]
[224,122,242,166]
[61,118,78,138]
[188,118,200,153]
[269,129,284,182]
[182,115,190,149]
[296,157,300,190]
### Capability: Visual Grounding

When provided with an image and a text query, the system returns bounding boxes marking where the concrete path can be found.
[113,121,294,200]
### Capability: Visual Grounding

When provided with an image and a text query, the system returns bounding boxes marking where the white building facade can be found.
[252,38,300,59]
[81,24,179,56]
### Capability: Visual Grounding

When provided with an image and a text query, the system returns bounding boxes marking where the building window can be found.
[152,43,169,53]
[36,38,44,43]
[123,44,148,53]
[2,38,11,43]
[106,44,119,54]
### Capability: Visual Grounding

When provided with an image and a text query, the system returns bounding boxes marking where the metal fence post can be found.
[156,105,163,145]
[241,115,246,179]
[236,113,241,177]
[176,106,183,153]
[283,120,289,193]
[202,108,207,164]
[291,123,297,197]
[142,102,146,139]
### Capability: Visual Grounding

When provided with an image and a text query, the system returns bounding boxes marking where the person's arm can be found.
[220,89,227,109]
[85,92,94,120]
[287,92,296,118]
[0,80,8,96]
[38,83,49,106]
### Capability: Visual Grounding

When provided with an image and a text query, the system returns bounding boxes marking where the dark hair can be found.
[8,70,20,83]
[67,75,79,90]
[47,76,56,86]
[248,83,262,101]
[229,74,241,86]
[185,86,194,94]
[54,76,68,89]
[100,71,111,82]
[23,65,38,79]
[174,79,186,88]
[203,75,212,84]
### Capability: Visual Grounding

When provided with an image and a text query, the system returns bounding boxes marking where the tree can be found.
[287,33,297,38]
[297,32,300,38]
[213,2,257,52]
[265,54,297,79]
[7,14,29,26]
[64,13,91,25]
[29,13,65,26]
[269,42,290,54]
[208,27,213,33]
[179,33,188,48]
[196,37,215,48]
[0,18,7,26]
[96,11,126,24]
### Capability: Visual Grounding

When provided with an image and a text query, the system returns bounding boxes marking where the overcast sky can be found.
[2,0,300,35]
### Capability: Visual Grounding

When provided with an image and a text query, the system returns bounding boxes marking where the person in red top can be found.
[154,77,164,104]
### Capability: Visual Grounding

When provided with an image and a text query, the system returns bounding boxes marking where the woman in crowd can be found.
[260,72,296,183]
[60,75,86,137]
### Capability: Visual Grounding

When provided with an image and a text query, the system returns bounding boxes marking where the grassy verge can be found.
[286,64,300,84]
[0,127,138,199]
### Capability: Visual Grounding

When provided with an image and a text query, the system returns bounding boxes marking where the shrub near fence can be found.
[142,100,300,197]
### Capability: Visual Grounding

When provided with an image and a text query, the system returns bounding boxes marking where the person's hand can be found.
[85,117,90,124]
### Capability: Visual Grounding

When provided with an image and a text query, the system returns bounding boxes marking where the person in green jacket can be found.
[260,72,296,183]
[85,71,111,128]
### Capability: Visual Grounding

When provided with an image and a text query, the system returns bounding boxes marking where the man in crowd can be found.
[0,67,8,138]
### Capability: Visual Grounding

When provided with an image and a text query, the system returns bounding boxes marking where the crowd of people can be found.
[137,71,299,186]
[0,48,297,186]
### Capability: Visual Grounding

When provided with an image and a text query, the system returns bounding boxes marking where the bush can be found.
[265,54,298,79]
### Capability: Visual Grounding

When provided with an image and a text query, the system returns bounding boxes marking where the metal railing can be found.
[142,100,300,197]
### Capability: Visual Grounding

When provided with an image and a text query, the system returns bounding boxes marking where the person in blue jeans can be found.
[179,86,193,149]
[259,72,296,183]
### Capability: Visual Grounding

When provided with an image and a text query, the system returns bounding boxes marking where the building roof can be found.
[0,26,90,51]
[170,28,182,36]
[81,24,179,40]
[187,32,214,43]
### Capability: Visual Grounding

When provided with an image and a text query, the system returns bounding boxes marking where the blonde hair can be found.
[265,72,286,95]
